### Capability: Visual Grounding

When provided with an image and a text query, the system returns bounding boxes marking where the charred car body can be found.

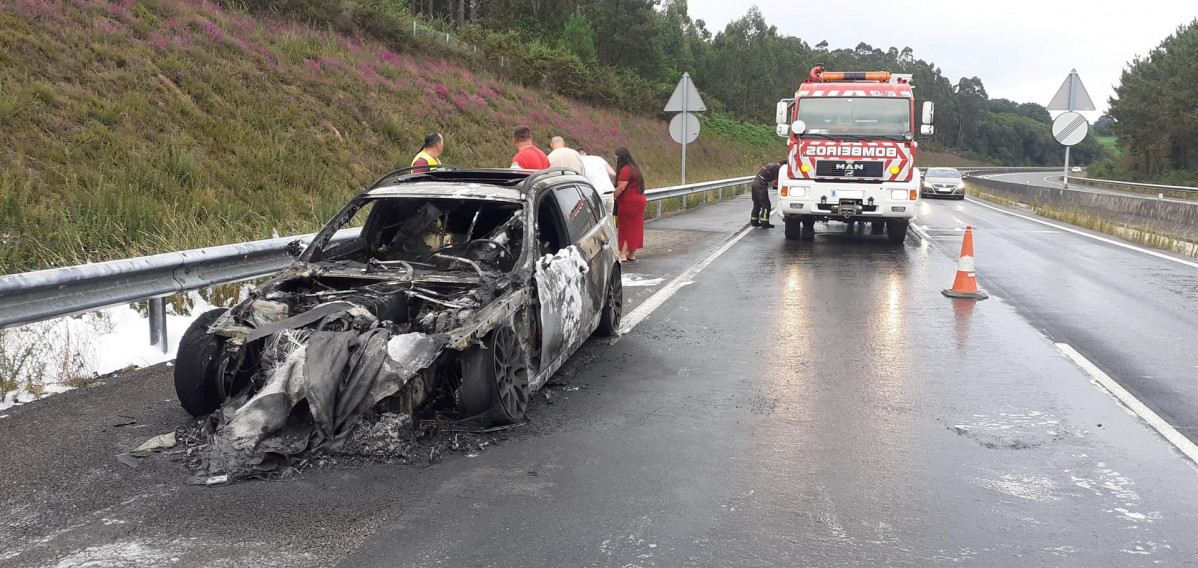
[174,167,622,469]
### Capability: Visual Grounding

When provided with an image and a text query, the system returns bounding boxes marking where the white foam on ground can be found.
[621,274,665,287]
[1,291,223,411]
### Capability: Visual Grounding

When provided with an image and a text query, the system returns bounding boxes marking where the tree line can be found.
[235,0,1106,166]
[1098,20,1198,184]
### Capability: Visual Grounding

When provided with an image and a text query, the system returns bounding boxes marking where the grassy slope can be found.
[0,0,778,274]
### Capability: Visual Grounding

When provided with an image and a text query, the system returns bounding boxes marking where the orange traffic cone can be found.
[942,226,989,300]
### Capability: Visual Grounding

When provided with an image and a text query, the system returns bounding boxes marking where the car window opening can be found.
[313,197,525,274]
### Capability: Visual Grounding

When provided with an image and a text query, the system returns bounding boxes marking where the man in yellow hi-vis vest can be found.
[411,133,444,173]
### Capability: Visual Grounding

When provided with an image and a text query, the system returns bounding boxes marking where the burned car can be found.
[173,167,622,468]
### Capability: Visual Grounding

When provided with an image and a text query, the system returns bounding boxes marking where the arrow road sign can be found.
[1048,69,1095,112]
[1052,111,1088,146]
[664,72,706,113]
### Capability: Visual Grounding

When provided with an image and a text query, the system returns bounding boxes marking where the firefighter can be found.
[751,160,783,228]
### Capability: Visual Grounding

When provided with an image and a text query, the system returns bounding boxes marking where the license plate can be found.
[831,190,864,199]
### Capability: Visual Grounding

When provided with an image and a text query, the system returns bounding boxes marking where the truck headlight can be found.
[890,189,909,200]
[788,186,807,198]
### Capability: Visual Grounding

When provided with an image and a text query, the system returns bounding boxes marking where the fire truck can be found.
[774,66,935,243]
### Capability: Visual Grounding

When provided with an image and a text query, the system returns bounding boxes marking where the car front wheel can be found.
[173,308,229,417]
[458,326,530,425]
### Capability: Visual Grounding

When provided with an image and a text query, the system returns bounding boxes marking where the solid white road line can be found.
[1056,343,1198,466]
[618,226,754,336]
[964,196,1198,270]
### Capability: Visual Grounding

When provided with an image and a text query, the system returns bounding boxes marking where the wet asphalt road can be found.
[915,196,1198,440]
[5,194,1198,566]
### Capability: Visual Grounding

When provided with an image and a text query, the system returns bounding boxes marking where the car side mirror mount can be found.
[285,239,307,259]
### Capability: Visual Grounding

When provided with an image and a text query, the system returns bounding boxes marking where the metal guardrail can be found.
[644,176,754,217]
[1067,176,1198,194]
[0,176,752,350]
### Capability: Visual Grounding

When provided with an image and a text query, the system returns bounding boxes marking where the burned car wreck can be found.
[174,167,623,472]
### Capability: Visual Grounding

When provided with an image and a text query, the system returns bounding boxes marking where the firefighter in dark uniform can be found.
[751,160,783,228]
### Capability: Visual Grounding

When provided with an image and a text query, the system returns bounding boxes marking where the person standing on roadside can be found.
[411,133,443,174]
[751,160,783,228]
[510,125,550,170]
[614,147,647,262]
[547,136,587,176]
[579,148,617,217]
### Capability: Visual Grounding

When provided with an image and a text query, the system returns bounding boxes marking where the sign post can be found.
[1047,69,1095,189]
[665,72,706,184]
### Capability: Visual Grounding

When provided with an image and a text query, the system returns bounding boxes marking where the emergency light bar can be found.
[807,65,891,83]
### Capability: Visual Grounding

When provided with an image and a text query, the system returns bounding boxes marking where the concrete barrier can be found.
[967,177,1198,242]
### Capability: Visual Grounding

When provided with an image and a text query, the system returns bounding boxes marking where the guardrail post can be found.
[655,200,663,218]
[149,297,167,353]
[717,186,723,200]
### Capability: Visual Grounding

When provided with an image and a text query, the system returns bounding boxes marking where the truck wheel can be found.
[173,309,228,417]
[784,217,802,240]
[596,266,623,337]
[887,219,909,244]
[458,326,529,425]
[801,219,816,241]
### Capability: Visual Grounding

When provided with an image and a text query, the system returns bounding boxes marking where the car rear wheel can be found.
[596,267,623,336]
[458,326,530,425]
[173,308,228,417]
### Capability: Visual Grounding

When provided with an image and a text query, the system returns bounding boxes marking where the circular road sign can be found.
[669,112,700,144]
[1052,111,1089,146]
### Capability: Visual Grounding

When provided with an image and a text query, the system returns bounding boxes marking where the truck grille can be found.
[815,160,885,178]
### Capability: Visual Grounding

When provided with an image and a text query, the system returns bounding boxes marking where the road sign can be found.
[1048,69,1095,112]
[669,113,700,144]
[664,72,706,113]
[1052,111,1088,146]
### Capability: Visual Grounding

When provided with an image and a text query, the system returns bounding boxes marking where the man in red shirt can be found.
[510,125,550,170]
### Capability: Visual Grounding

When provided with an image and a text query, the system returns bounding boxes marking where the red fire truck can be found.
[774,66,935,243]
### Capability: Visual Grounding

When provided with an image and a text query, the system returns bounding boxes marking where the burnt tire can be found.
[173,308,228,417]
[596,266,623,337]
[458,326,530,425]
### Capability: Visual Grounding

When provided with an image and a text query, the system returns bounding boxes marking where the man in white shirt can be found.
[578,148,617,217]
[546,136,587,177]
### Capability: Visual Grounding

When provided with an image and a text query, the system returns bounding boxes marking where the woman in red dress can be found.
[614,147,647,262]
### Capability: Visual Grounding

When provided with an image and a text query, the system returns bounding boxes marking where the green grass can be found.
[0,0,776,274]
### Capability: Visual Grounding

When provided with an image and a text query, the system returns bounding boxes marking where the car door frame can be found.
[529,181,612,386]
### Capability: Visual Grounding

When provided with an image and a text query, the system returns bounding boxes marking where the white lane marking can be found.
[1056,343,1198,466]
[909,222,931,242]
[965,197,1198,270]
[617,226,753,335]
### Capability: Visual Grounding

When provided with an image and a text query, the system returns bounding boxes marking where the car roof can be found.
[364,167,592,202]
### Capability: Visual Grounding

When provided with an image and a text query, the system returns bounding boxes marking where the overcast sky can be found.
[686,1,1198,120]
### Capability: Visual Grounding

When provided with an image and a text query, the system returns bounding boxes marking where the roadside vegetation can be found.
[1087,20,1198,187]
[0,0,778,274]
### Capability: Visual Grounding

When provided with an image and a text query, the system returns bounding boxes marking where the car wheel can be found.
[459,326,530,425]
[887,219,909,244]
[173,308,228,417]
[596,266,623,337]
